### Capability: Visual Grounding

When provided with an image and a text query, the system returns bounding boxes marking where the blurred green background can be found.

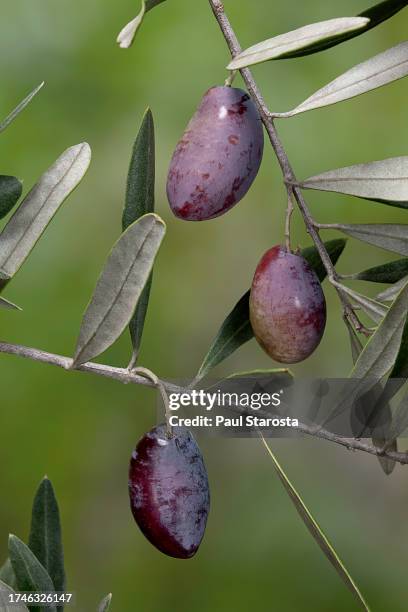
[0,1,407,610]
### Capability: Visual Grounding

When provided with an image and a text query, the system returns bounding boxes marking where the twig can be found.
[208,0,366,335]
[1,340,407,465]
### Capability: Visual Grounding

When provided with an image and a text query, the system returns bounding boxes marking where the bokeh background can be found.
[0,1,407,610]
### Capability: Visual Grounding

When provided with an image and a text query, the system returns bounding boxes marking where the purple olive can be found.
[250,246,327,364]
[167,86,264,221]
[129,424,210,559]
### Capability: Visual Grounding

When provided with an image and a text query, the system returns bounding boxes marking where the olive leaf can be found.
[0,82,44,134]
[274,0,408,59]
[337,285,388,324]
[28,478,65,596]
[0,296,21,311]
[8,535,56,612]
[301,239,347,283]
[326,224,408,256]
[0,143,91,286]
[260,436,370,611]
[227,17,369,69]
[195,290,252,383]
[98,594,112,612]
[72,213,166,367]
[275,42,408,117]
[297,157,408,205]
[117,0,166,49]
[195,240,346,381]
[0,579,29,612]
[123,109,155,364]
[376,276,408,302]
[351,258,408,284]
[351,279,408,378]
[0,176,22,220]
[0,559,17,590]
[227,368,293,380]
[346,318,364,366]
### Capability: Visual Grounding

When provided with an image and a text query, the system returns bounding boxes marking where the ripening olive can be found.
[129,424,210,559]
[250,246,326,364]
[167,86,264,221]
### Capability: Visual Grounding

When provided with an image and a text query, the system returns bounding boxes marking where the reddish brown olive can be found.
[250,246,327,364]
[129,424,210,559]
[167,86,264,221]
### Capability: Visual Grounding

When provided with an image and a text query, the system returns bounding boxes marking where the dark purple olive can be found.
[167,86,264,221]
[250,245,327,364]
[129,424,210,559]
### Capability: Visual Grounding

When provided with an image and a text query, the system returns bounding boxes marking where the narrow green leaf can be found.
[0,296,22,311]
[351,280,408,378]
[276,42,408,117]
[0,579,29,612]
[330,224,408,256]
[8,535,56,612]
[0,83,44,134]
[117,0,166,48]
[278,0,408,59]
[227,368,293,379]
[260,436,370,611]
[123,109,155,362]
[0,559,17,589]
[338,285,388,324]
[353,258,408,284]
[122,110,155,230]
[297,157,408,203]
[345,320,364,365]
[376,276,408,302]
[195,240,347,381]
[0,143,91,284]
[195,290,252,383]
[98,594,112,612]
[28,478,65,596]
[0,176,22,220]
[227,18,369,69]
[301,239,347,282]
[72,213,166,367]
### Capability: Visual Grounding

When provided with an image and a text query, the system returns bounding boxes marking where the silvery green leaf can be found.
[0,176,22,220]
[0,296,21,311]
[298,157,408,203]
[8,536,56,612]
[227,18,369,69]
[260,437,370,611]
[329,224,408,256]
[352,258,408,284]
[0,579,29,611]
[338,285,388,324]
[117,0,166,48]
[0,559,17,589]
[376,276,408,302]
[73,213,166,367]
[346,320,363,365]
[28,478,65,596]
[0,143,91,282]
[0,83,44,134]
[351,279,408,378]
[98,594,112,612]
[279,0,408,59]
[123,109,155,364]
[276,41,408,117]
